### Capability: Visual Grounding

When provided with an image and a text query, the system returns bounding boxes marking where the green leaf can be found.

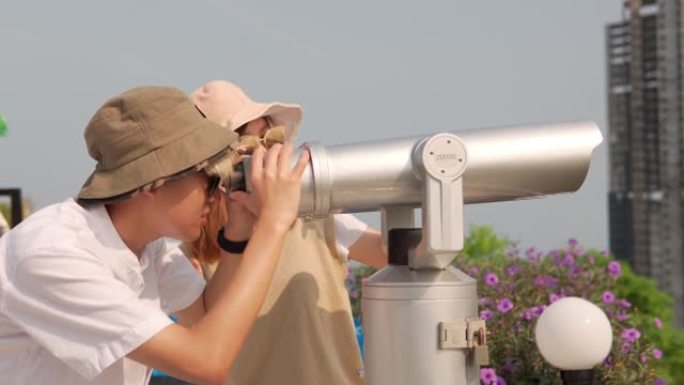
[0,114,7,136]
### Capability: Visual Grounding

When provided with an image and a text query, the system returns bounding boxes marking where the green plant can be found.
[460,224,511,260]
[0,202,10,224]
[345,227,681,384]
[345,263,376,318]
[614,263,684,384]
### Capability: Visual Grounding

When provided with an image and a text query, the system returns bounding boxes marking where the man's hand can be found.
[231,144,309,231]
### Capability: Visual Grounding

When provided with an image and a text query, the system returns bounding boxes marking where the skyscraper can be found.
[607,0,684,325]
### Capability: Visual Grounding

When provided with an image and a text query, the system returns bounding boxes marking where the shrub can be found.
[346,226,681,384]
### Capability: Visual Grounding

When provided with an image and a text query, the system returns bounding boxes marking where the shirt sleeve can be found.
[333,214,369,259]
[3,250,173,380]
[155,241,206,314]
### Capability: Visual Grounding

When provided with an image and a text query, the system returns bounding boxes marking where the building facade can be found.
[607,0,684,325]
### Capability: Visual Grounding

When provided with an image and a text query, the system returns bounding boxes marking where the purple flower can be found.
[467,267,479,276]
[621,341,632,354]
[525,246,544,262]
[521,306,543,321]
[549,293,562,303]
[506,265,520,277]
[564,254,575,265]
[497,298,514,313]
[553,256,564,267]
[344,268,355,286]
[601,291,616,304]
[618,299,632,309]
[485,272,499,287]
[480,310,493,321]
[616,310,628,322]
[478,297,491,306]
[655,317,664,329]
[654,378,668,385]
[621,328,641,343]
[533,275,558,287]
[640,352,648,363]
[520,310,533,321]
[603,355,613,367]
[588,255,596,265]
[532,305,546,317]
[568,238,578,247]
[608,261,622,279]
[502,360,517,373]
[480,368,497,385]
[653,348,663,360]
[496,376,507,385]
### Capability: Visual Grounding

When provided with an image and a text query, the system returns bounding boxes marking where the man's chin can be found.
[175,229,202,243]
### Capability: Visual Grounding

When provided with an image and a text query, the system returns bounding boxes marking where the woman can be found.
[186,80,387,385]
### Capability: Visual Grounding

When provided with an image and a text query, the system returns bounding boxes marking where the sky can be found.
[0,0,624,251]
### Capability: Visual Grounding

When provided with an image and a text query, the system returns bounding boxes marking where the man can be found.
[189,80,387,385]
[0,86,308,385]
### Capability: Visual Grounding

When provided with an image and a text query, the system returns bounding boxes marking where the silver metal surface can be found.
[303,142,332,218]
[362,266,480,385]
[411,133,468,269]
[229,121,602,385]
[296,121,601,215]
[236,121,602,216]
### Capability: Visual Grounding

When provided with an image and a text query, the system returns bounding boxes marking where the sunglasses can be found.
[236,125,286,155]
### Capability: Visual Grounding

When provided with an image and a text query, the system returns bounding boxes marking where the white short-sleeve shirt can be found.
[0,198,205,385]
[332,214,368,259]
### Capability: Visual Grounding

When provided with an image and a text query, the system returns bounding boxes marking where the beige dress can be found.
[204,218,365,385]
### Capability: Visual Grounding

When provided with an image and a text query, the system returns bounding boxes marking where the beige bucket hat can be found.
[190,80,302,142]
[78,86,237,201]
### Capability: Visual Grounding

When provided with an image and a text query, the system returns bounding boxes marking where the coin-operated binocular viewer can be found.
[231,121,602,385]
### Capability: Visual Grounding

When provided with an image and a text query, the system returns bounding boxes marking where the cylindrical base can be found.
[362,266,480,385]
[561,369,595,385]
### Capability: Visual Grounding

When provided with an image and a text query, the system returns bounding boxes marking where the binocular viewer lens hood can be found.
[228,121,602,219]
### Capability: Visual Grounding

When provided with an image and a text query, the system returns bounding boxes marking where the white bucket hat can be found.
[190,80,302,142]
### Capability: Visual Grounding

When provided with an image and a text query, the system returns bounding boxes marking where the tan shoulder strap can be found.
[322,215,343,262]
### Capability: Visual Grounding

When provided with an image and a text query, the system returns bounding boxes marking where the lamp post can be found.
[535,297,612,385]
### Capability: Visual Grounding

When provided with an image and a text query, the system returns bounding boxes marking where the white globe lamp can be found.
[535,297,612,384]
